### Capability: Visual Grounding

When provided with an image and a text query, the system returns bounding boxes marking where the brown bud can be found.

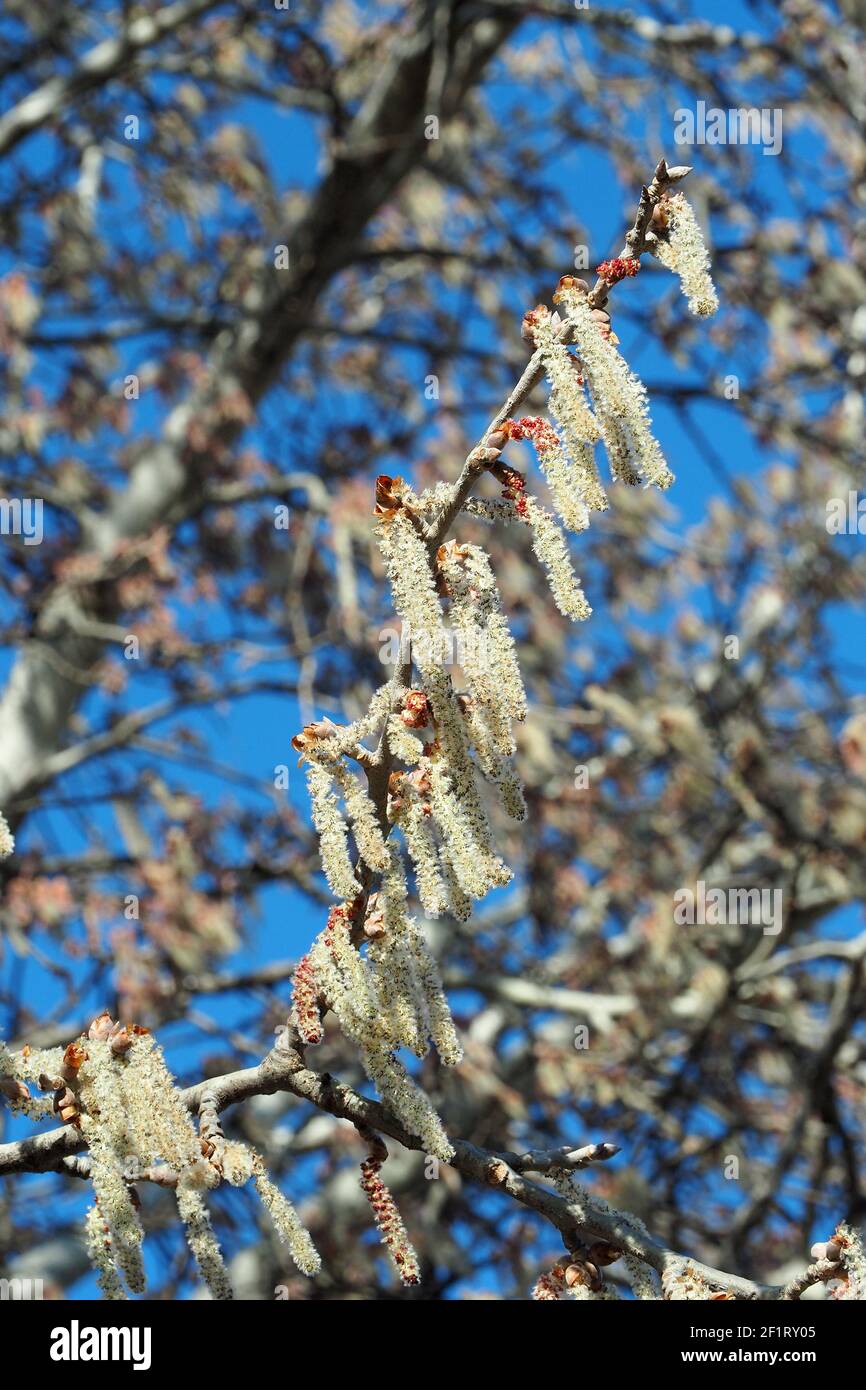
[87,1011,116,1041]
[61,1042,88,1079]
[54,1086,80,1125]
[554,275,589,300]
[565,1260,602,1290]
[485,430,507,451]
[291,716,340,755]
[485,1159,510,1186]
[374,474,403,514]
[110,1028,133,1056]
[521,304,551,341]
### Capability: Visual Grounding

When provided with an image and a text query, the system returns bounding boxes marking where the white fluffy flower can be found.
[557,283,673,491]
[305,761,360,900]
[652,192,718,317]
[528,314,607,516]
[176,1184,233,1300]
[522,495,592,621]
[252,1163,321,1276]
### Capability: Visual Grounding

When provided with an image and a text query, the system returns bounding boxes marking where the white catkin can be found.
[397,795,449,918]
[331,761,390,872]
[176,1184,233,1300]
[522,495,592,621]
[376,509,449,682]
[496,762,527,820]
[462,496,518,525]
[462,700,510,772]
[425,668,512,895]
[372,844,430,1056]
[85,1204,128,1301]
[121,1033,204,1176]
[361,1045,454,1162]
[387,711,425,765]
[439,541,527,728]
[652,192,719,317]
[836,1225,866,1300]
[78,1040,132,1158]
[559,285,673,491]
[253,1170,321,1276]
[529,315,607,515]
[333,680,400,753]
[309,913,384,1047]
[439,846,473,921]
[306,761,360,900]
[428,751,509,899]
[409,920,463,1065]
[369,928,429,1058]
[81,1120,146,1295]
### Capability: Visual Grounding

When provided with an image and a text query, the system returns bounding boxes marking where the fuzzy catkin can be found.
[439,541,527,727]
[176,1184,233,1300]
[836,1225,866,1300]
[85,1204,128,1301]
[528,316,607,516]
[652,192,718,317]
[331,761,390,872]
[121,1033,204,1176]
[376,508,448,681]
[361,1044,454,1162]
[558,284,673,491]
[409,921,463,1065]
[522,495,592,621]
[80,1118,146,1295]
[305,760,360,900]
[253,1167,321,1276]
[396,792,449,918]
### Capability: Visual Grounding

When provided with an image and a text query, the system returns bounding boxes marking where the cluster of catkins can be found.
[1,1013,319,1299]
[288,234,719,1166]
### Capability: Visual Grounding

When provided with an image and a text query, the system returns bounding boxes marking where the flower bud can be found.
[485,1158,510,1186]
